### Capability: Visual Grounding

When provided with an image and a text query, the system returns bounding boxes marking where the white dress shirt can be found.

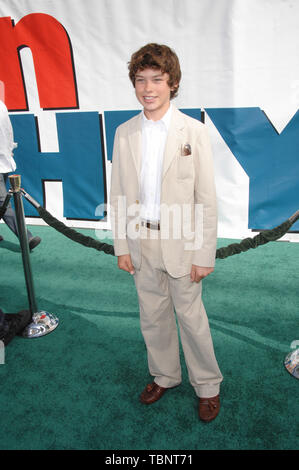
[0,100,17,173]
[140,104,172,221]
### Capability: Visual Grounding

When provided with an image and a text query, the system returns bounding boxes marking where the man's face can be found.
[134,68,175,121]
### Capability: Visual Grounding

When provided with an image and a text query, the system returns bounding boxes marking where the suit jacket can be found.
[110,106,217,278]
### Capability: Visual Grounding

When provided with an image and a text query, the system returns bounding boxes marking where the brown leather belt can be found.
[141,220,160,230]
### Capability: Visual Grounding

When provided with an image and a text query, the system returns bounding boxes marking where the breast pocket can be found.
[177,155,194,180]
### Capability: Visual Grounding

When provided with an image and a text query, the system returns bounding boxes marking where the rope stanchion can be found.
[25,197,299,260]
[2,176,299,371]
[2,181,298,260]
[8,175,59,338]
[2,183,298,263]
[284,348,299,379]
[215,210,299,259]
[38,206,115,255]
[20,189,115,256]
[20,189,299,377]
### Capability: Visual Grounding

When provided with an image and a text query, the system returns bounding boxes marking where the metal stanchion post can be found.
[284,347,299,379]
[9,174,59,338]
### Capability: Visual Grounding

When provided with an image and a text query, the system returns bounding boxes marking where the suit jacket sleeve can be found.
[192,123,217,267]
[110,127,130,256]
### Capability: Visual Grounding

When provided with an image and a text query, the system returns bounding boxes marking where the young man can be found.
[110,43,223,422]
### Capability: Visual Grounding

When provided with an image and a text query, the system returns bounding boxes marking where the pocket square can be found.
[181,143,192,156]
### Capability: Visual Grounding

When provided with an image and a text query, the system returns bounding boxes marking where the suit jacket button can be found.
[135,223,139,231]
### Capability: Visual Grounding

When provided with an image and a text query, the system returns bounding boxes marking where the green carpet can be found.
[0,223,298,450]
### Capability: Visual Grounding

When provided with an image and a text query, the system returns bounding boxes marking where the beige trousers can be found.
[133,226,223,398]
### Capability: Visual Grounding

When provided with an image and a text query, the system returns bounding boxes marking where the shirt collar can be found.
[142,104,173,131]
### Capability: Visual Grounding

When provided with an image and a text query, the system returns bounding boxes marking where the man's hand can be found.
[117,254,135,275]
[190,265,214,283]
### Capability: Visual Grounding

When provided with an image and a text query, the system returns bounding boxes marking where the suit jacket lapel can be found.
[162,107,185,179]
[127,112,142,184]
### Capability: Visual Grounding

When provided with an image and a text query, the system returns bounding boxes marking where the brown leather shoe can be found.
[199,394,220,422]
[140,382,167,405]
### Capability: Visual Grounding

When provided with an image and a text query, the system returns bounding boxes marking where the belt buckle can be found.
[147,220,160,230]
[142,220,160,230]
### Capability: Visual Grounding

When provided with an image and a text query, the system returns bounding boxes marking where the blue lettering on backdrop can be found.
[10,112,106,219]
[180,108,203,122]
[9,108,299,231]
[206,108,299,231]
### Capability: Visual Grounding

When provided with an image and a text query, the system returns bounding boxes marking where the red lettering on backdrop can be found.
[0,13,78,111]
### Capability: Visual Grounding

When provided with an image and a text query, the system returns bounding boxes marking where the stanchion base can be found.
[22,311,59,338]
[284,348,299,379]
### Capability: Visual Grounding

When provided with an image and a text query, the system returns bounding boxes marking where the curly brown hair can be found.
[128,43,181,99]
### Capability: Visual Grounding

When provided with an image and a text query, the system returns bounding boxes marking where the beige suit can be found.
[110,106,223,397]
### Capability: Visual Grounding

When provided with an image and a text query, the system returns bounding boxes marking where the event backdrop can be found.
[0,0,298,240]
